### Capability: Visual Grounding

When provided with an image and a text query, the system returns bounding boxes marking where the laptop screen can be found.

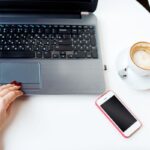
[0,0,98,13]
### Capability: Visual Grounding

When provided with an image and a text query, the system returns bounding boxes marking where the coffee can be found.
[133,50,150,70]
[129,42,150,76]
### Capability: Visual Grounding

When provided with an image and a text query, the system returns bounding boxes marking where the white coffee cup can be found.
[129,42,150,76]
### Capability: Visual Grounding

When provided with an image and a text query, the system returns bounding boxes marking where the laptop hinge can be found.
[81,11,90,16]
[0,11,82,19]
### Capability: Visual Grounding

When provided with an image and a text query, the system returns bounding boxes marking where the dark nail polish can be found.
[10,80,22,86]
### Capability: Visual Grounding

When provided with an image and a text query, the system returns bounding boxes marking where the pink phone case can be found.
[95,90,141,138]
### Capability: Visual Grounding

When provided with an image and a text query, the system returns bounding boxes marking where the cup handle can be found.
[118,66,129,79]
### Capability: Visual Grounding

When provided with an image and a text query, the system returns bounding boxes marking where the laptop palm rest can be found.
[0,62,41,89]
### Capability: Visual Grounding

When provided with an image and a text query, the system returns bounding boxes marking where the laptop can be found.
[0,0,105,94]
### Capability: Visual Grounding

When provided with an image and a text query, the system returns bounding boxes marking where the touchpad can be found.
[0,62,41,89]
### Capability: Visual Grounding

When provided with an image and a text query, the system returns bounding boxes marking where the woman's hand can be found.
[0,84,23,130]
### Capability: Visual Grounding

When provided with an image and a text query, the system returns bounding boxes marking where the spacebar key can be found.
[0,51,35,58]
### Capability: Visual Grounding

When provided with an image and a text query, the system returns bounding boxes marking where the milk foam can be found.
[133,50,150,69]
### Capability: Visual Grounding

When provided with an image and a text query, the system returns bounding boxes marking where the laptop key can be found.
[36,51,42,58]
[45,28,51,34]
[53,54,59,58]
[74,51,86,58]
[0,51,35,58]
[44,51,51,58]
[63,34,71,39]
[72,29,78,34]
[92,51,98,58]
[86,52,92,58]
[58,28,71,34]
[60,54,66,59]
[58,39,72,45]
[91,36,96,46]
[0,45,3,50]
[67,54,74,58]
[54,45,72,51]
[60,51,66,55]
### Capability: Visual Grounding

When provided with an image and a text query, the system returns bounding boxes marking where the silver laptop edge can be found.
[0,12,105,95]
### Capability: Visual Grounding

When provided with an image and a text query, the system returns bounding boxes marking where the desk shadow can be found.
[0,95,29,150]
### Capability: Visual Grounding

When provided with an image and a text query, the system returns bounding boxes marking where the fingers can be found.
[0,84,24,109]
[0,84,14,91]
[0,85,21,97]
[4,103,12,119]
[3,90,23,109]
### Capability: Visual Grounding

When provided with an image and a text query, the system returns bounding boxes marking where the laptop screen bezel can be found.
[0,0,98,13]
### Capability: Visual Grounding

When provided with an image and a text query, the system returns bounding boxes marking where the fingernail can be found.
[10,80,17,84]
[10,81,22,86]
[17,83,22,86]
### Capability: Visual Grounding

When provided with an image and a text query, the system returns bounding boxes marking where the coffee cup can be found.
[129,42,150,76]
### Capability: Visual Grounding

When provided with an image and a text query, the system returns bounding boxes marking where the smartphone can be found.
[95,91,142,138]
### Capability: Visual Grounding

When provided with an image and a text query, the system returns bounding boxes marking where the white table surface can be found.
[1,0,150,149]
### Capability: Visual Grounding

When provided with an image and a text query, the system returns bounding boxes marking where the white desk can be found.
[1,0,150,149]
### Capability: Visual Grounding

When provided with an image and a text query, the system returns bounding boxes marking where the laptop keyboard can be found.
[0,24,98,59]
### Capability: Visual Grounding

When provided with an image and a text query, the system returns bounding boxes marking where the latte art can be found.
[129,42,150,76]
[133,50,150,70]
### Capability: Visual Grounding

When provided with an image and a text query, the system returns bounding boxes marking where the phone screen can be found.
[101,96,137,132]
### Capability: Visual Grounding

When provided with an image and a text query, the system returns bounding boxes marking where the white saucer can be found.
[116,50,150,90]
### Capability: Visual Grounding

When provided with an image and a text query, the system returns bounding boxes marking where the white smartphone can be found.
[95,91,142,138]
